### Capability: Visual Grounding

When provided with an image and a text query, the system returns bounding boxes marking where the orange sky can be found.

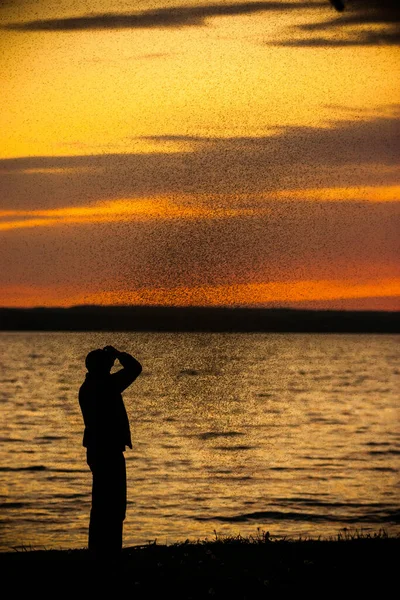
[1,1,399,309]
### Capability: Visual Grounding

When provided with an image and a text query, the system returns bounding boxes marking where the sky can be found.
[1,0,399,310]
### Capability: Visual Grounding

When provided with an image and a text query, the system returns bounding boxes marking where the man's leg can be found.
[106,452,126,556]
[87,450,105,556]
[87,451,126,558]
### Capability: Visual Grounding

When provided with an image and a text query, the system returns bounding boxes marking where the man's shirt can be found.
[79,353,142,453]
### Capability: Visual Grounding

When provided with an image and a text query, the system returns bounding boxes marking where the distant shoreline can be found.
[0,306,399,333]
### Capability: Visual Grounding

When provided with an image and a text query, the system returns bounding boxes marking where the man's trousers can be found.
[87,449,127,559]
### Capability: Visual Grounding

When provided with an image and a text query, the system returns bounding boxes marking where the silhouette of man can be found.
[79,345,142,559]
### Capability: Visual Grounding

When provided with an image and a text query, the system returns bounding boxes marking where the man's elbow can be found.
[119,353,142,373]
[128,358,142,380]
[134,362,142,377]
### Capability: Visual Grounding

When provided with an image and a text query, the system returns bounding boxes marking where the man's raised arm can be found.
[104,346,142,392]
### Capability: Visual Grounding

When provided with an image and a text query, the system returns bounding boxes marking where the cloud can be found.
[63,278,400,308]
[1,111,398,211]
[3,278,397,308]
[283,0,400,46]
[147,111,400,166]
[0,197,268,231]
[1,2,327,31]
[2,185,398,231]
[3,2,398,46]
[304,0,400,29]
[278,30,400,45]
[1,199,399,300]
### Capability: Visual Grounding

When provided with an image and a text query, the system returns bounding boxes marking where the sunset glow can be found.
[1,1,399,309]
[2,278,399,310]
[0,198,271,231]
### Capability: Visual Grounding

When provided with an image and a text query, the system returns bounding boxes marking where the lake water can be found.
[0,331,399,551]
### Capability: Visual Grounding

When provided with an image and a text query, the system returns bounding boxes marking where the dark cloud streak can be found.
[303,0,400,29]
[288,0,400,46]
[277,30,400,45]
[3,2,398,46]
[2,2,326,31]
[0,112,399,210]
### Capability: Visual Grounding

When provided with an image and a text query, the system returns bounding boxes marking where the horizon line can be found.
[1,304,399,314]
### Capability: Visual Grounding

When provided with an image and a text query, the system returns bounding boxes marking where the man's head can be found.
[85,348,115,375]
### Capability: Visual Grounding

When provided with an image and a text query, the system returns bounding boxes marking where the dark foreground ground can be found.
[1,532,398,598]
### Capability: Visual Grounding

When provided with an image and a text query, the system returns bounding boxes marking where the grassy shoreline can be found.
[1,530,399,597]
